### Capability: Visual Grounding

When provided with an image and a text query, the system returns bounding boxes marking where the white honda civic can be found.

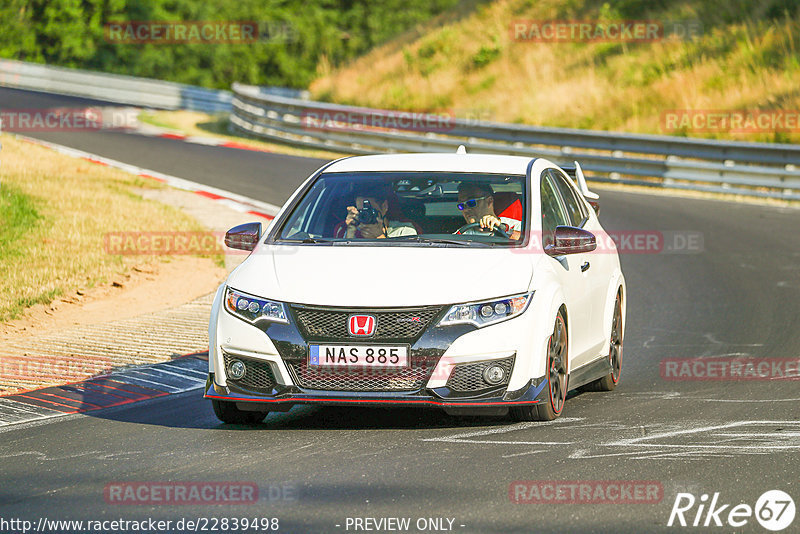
[205,151,626,424]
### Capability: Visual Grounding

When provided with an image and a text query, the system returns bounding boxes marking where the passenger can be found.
[337,183,418,239]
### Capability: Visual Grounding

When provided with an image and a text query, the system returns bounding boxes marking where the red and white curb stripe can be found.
[15,134,281,220]
[0,354,208,429]
[134,123,272,152]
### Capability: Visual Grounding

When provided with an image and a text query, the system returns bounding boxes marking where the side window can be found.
[280,179,327,238]
[549,169,588,227]
[540,173,568,247]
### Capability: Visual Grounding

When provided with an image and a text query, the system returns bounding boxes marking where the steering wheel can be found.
[454,222,511,239]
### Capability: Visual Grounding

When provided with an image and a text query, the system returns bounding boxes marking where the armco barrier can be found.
[0,59,231,113]
[1,58,797,200]
[230,82,800,200]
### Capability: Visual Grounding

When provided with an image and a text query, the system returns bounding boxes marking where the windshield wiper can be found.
[276,237,332,244]
[388,236,484,246]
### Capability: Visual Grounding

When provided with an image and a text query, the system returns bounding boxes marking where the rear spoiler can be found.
[561,161,600,214]
[561,161,599,200]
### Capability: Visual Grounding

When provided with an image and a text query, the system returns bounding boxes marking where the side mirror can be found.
[224,222,262,251]
[545,226,597,256]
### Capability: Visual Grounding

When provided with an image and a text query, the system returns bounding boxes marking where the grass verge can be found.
[0,134,222,322]
[310,0,800,144]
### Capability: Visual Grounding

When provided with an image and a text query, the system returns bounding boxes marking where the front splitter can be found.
[204,374,547,409]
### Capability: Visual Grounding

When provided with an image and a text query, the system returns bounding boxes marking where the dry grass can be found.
[138,110,346,160]
[310,0,800,143]
[0,135,218,322]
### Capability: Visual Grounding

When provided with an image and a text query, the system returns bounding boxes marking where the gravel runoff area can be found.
[0,187,273,395]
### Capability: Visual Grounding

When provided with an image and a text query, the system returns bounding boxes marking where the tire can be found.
[583,294,623,392]
[212,399,268,424]
[511,310,568,422]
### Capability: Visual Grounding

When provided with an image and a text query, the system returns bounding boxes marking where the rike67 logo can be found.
[668,490,795,531]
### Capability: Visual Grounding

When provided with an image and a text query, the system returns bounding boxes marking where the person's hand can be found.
[480,214,502,231]
[344,205,386,238]
[345,206,359,227]
[344,206,359,238]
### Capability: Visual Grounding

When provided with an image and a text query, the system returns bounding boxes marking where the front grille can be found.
[292,306,442,341]
[287,361,433,391]
[446,356,515,392]
[223,354,277,392]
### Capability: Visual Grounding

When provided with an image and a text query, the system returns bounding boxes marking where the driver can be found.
[457,182,521,239]
[338,183,418,239]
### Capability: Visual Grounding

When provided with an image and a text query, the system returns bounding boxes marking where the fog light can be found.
[483,364,506,385]
[228,359,246,380]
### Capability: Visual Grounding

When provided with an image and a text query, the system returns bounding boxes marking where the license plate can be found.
[308,344,409,368]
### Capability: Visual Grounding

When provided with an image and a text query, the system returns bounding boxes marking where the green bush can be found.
[0,0,459,89]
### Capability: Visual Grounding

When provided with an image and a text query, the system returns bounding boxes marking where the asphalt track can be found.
[1,87,799,533]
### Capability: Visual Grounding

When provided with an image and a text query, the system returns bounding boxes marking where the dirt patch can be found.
[0,256,226,342]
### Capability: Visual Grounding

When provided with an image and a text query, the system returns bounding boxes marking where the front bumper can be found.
[208,290,552,413]
[204,372,547,411]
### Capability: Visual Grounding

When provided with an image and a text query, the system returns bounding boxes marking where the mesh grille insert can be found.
[287,361,433,391]
[223,354,277,392]
[292,306,442,341]
[446,356,515,392]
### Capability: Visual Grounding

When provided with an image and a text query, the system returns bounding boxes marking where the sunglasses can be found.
[457,196,488,211]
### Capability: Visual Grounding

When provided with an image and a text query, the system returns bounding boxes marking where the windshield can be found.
[276,172,526,246]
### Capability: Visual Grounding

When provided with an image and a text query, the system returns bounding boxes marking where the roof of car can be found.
[323,153,537,175]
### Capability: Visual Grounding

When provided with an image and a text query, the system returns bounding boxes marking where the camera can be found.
[357,200,381,225]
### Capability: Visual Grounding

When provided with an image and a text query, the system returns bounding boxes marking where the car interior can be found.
[279,174,526,240]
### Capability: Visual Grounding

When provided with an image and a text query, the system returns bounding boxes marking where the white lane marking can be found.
[129,367,206,384]
[0,398,61,416]
[114,372,183,391]
[694,397,800,403]
[421,417,584,443]
[425,418,800,461]
[603,420,799,447]
[615,391,681,399]
[588,391,800,404]
[0,411,81,432]
[703,333,764,347]
[501,450,546,458]
[159,365,207,378]
[130,366,205,383]
[571,449,730,461]
[437,439,576,445]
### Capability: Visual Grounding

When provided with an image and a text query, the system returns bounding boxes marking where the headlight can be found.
[437,292,533,328]
[224,287,288,324]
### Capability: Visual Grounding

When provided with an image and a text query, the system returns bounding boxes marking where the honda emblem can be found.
[348,315,376,336]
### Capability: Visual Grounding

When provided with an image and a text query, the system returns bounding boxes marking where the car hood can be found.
[226,244,534,307]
